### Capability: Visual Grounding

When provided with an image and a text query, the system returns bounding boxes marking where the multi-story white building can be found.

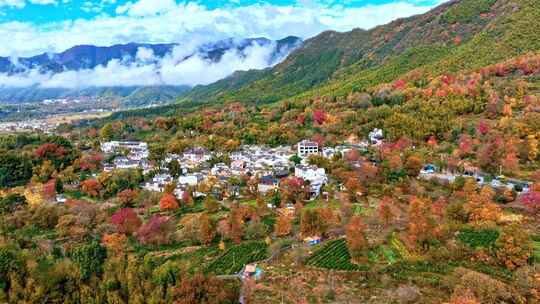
[297,140,320,158]
[178,173,205,187]
[295,165,328,197]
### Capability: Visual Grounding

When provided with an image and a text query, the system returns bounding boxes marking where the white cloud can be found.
[0,0,58,8]
[29,0,57,4]
[0,0,25,8]
[117,0,177,16]
[0,41,290,88]
[0,1,447,57]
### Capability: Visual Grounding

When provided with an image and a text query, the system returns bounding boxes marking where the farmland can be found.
[306,238,369,271]
[206,241,268,275]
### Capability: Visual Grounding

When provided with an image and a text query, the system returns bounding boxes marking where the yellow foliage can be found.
[24,184,45,207]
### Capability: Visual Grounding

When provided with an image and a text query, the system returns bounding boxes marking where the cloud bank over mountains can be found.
[0,38,298,88]
[0,0,448,89]
[0,1,447,57]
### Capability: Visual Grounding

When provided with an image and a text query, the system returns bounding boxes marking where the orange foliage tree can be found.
[274,213,293,237]
[117,189,139,206]
[81,178,102,198]
[160,193,180,211]
[407,196,439,251]
[199,213,216,245]
[300,208,327,237]
[345,215,368,263]
[464,186,501,225]
[495,224,532,270]
[378,197,395,226]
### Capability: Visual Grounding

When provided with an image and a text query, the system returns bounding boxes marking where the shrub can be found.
[0,193,26,214]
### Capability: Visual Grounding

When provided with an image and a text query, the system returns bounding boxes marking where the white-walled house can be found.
[369,129,384,146]
[178,173,205,187]
[297,140,320,158]
[295,165,328,197]
[184,147,211,163]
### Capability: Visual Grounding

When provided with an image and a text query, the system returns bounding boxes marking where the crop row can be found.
[306,239,368,271]
[533,241,540,263]
[205,241,268,275]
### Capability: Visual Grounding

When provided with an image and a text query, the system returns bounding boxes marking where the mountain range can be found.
[175,0,539,106]
[0,36,302,105]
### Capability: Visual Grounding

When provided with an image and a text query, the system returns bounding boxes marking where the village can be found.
[99,138,360,205]
[96,127,532,211]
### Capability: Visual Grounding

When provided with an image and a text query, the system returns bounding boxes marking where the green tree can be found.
[100,123,114,141]
[168,159,182,178]
[70,241,107,280]
[289,154,302,165]
[0,151,32,188]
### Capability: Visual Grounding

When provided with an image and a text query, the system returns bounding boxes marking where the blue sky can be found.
[0,0,447,56]
[0,1,443,24]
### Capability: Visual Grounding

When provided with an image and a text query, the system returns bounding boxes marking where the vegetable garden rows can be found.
[205,241,268,275]
[305,239,369,271]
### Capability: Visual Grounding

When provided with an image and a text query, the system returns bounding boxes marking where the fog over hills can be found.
[0,36,302,104]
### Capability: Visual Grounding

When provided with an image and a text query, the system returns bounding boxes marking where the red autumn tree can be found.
[458,134,474,156]
[172,273,239,304]
[111,208,142,235]
[280,177,306,206]
[345,149,360,162]
[427,136,438,147]
[160,193,180,211]
[313,109,327,125]
[81,178,102,197]
[79,153,103,171]
[182,190,194,206]
[42,178,57,200]
[476,120,489,136]
[346,215,368,263]
[432,197,448,219]
[35,143,66,160]
[393,79,407,90]
[136,215,175,245]
[519,191,540,215]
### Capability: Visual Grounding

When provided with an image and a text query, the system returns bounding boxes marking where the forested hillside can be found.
[180,0,540,105]
[2,1,540,303]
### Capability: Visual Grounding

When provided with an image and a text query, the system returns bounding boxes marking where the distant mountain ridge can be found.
[0,36,302,106]
[0,36,302,75]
